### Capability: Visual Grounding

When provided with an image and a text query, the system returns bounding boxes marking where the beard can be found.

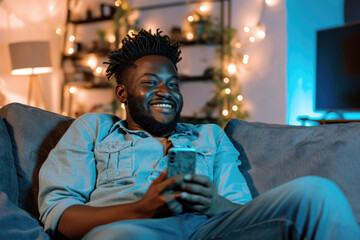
[126,94,183,137]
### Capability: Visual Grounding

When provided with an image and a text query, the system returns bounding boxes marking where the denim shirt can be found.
[38,113,252,235]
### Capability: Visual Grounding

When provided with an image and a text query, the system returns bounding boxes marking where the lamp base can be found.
[27,75,48,110]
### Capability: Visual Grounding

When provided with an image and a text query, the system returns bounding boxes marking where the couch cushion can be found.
[0,103,74,218]
[0,117,18,204]
[224,119,360,224]
[0,191,50,240]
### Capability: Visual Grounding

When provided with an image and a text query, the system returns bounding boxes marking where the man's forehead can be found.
[134,55,174,65]
[132,55,177,74]
[122,55,177,86]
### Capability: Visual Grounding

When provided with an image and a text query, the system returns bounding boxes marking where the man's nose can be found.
[155,84,171,97]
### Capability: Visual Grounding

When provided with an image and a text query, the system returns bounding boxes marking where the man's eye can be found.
[169,82,179,88]
[144,81,156,86]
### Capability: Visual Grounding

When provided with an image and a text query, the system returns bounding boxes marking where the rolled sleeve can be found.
[213,126,252,204]
[38,115,97,235]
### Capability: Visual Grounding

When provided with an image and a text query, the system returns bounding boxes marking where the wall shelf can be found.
[179,75,214,82]
[68,16,114,24]
[298,116,360,125]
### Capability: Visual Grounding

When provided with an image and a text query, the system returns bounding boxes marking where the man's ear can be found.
[115,85,127,103]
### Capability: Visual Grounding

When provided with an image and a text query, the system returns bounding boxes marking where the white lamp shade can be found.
[9,41,52,75]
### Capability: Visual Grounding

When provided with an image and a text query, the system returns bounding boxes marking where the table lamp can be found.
[9,41,52,110]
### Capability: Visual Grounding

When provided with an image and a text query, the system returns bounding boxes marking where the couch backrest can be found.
[0,103,74,218]
[225,119,360,224]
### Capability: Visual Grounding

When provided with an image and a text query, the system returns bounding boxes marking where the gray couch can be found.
[0,103,359,239]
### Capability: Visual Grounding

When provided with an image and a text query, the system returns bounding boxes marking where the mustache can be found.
[148,97,179,107]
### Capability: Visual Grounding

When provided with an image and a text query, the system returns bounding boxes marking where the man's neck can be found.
[124,120,173,138]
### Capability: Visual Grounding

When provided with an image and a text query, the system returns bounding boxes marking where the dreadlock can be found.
[104,29,182,84]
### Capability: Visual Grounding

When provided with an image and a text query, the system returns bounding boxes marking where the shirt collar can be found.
[109,120,193,137]
[173,123,193,135]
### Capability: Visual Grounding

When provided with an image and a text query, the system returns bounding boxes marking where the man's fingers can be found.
[164,194,183,215]
[157,175,184,193]
[179,192,211,206]
[184,174,212,187]
[180,182,212,198]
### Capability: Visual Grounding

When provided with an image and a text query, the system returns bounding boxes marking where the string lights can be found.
[69,35,76,42]
[195,0,277,124]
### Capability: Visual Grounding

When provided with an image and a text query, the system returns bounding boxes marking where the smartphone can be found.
[167,147,197,178]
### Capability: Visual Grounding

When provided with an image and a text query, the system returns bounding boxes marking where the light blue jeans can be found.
[83,177,360,240]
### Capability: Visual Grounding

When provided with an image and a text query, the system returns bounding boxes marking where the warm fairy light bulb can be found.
[56,26,62,35]
[67,48,74,55]
[69,35,76,42]
[225,88,231,94]
[69,87,77,94]
[199,3,210,13]
[244,26,250,33]
[255,25,266,39]
[223,77,229,84]
[235,42,242,48]
[249,36,255,43]
[227,64,237,75]
[243,55,249,64]
[96,66,102,74]
[265,0,277,7]
[87,57,97,69]
[128,29,135,36]
[257,30,266,39]
[237,95,244,101]
[186,32,194,40]
[222,109,229,116]
[188,15,194,22]
[232,105,238,111]
[115,0,121,7]
[108,35,116,43]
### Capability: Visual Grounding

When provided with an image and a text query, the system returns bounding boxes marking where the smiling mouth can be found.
[149,100,176,110]
[152,103,173,108]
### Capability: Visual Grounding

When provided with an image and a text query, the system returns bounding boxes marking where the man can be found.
[39,29,360,240]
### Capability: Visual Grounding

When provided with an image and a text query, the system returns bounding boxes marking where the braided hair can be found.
[105,29,182,84]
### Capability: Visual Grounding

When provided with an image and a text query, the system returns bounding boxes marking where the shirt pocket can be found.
[195,145,215,180]
[95,140,133,185]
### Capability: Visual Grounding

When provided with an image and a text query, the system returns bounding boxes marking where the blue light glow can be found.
[286,0,360,125]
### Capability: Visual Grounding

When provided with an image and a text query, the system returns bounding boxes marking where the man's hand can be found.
[138,168,184,217]
[178,174,240,217]
[57,168,184,239]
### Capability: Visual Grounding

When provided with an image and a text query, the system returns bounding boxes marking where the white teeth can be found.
[154,103,172,108]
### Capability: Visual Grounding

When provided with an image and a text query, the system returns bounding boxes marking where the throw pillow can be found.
[0,191,50,240]
[0,117,18,204]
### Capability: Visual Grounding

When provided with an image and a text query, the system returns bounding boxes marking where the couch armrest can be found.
[0,103,74,218]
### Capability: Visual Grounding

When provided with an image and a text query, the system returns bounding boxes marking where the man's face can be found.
[118,55,183,136]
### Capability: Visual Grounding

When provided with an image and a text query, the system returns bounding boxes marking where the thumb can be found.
[152,168,168,184]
